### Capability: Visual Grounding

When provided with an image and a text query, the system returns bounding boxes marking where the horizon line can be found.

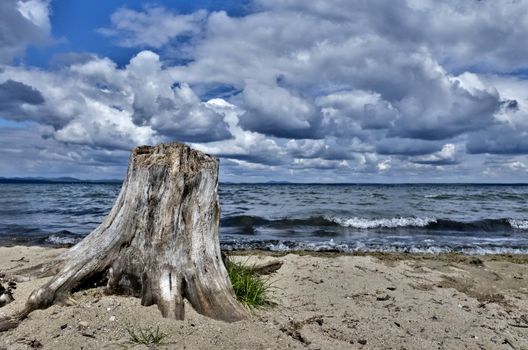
[1,177,528,185]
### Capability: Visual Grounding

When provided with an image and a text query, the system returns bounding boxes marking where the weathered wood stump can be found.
[0,143,247,331]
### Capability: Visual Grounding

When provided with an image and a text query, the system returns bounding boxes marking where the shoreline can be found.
[228,249,528,262]
[3,241,528,259]
[1,246,527,349]
[4,242,528,260]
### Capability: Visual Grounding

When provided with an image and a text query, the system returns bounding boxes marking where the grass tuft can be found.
[125,325,167,347]
[225,256,273,309]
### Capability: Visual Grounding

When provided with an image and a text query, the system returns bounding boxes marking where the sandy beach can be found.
[0,246,527,349]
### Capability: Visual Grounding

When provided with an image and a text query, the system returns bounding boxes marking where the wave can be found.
[220,239,528,255]
[0,229,83,247]
[424,193,527,201]
[509,219,528,230]
[45,231,82,246]
[331,216,528,232]
[46,235,78,245]
[326,216,435,229]
[221,215,339,234]
[221,215,528,232]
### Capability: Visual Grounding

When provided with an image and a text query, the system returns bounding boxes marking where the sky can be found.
[1,0,528,182]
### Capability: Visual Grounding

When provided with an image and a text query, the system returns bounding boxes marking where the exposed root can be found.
[0,143,248,332]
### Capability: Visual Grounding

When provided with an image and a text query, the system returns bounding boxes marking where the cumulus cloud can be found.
[466,76,528,156]
[190,99,285,166]
[0,50,233,151]
[0,79,44,119]
[2,0,528,181]
[255,0,528,72]
[125,51,231,142]
[412,144,460,165]
[239,83,319,138]
[286,138,369,161]
[99,6,207,48]
[316,90,397,135]
[168,3,509,145]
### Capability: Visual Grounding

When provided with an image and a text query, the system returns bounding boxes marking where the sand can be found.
[0,246,527,349]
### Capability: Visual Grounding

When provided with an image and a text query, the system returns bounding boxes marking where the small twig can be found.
[508,323,528,328]
[10,257,29,263]
[81,332,96,339]
[503,337,516,350]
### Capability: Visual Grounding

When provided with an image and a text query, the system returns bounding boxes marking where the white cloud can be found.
[412,144,460,165]
[377,160,391,171]
[99,6,207,48]
[465,76,528,155]
[3,0,528,181]
[0,51,233,151]
[125,51,231,141]
[292,158,350,170]
[0,0,52,63]
[239,83,318,138]
[53,98,157,150]
[17,0,51,32]
[190,99,285,165]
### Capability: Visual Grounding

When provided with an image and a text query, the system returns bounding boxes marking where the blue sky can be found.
[1,0,528,182]
[24,0,251,68]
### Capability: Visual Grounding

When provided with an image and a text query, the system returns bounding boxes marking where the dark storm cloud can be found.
[376,138,442,156]
[0,79,44,106]
[412,158,459,166]
[0,79,45,120]
[467,126,528,155]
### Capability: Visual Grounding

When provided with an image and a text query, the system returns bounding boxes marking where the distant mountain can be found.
[0,177,122,184]
[220,180,294,185]
[219,181,297,185]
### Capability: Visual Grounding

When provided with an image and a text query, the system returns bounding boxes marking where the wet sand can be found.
[1,246,527,349]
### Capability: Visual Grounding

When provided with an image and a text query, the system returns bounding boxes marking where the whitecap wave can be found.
[325,216,437,229]
[508,219,528,230]
[46,234,81,245]
[220,239,528,255]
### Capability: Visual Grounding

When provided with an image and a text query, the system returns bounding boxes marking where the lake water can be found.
[1,183,527,254]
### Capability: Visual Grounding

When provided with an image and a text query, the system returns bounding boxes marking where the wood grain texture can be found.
[0,143,247,332]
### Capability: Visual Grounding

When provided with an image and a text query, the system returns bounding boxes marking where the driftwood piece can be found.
[252,260,283,275]
[220,252,282,276]
[0,143,247,332]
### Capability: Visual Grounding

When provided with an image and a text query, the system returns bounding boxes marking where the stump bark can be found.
[0,143,248,331]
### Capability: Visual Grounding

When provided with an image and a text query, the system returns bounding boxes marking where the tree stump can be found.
[0,143,247,332]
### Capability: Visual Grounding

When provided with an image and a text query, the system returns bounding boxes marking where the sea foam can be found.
[325,216,437,229]
[508,219,528,230]
[46,234,81,245]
